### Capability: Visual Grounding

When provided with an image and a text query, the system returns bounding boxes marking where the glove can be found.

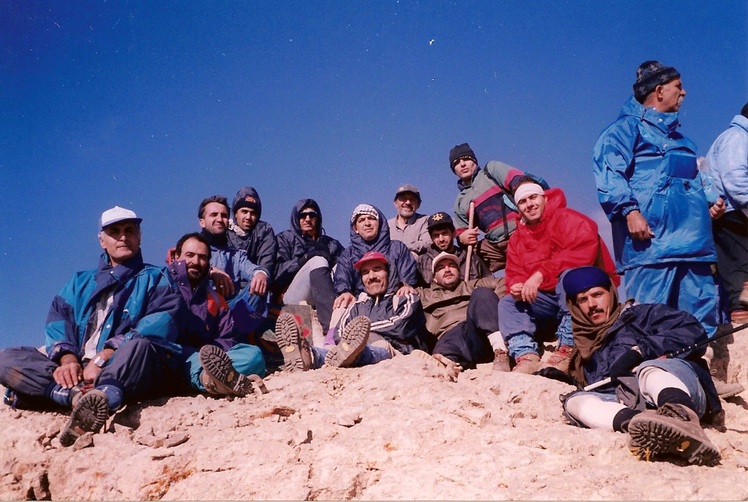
[609,349,643,382]
[534,367,578,387]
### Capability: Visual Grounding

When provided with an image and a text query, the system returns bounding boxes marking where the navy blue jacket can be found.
[227,187,278,278]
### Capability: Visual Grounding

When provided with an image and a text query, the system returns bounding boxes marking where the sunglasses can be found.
[300,211,319,220]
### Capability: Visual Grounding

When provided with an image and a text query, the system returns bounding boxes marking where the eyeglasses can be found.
[300,212,318,220]
[451,156,474,167]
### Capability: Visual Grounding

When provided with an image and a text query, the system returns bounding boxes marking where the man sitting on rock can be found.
[0,207,184,447]
[167,232,266,398]
[416,211,491,287]
[276,252,431,371]
[417,252,505,371]
[560,266,722,466]
[499,178,618,374]
[387,184,430,256]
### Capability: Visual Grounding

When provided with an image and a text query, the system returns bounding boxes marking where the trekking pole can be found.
[583,320,748,392]
[464,201,475,278]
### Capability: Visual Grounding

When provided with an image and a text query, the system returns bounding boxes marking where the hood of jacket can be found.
[348,204,391,254]
[619,95,681,135]
[290,198,324,238]
[232,186,263,219]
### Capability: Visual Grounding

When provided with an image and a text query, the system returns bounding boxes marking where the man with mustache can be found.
[168,233,266,398]
[560,266,722,467]
[498,178,618,374]
[276,252,430,371]
[0,207,184,447]
[593,60,724,339]
[387,184,430,256]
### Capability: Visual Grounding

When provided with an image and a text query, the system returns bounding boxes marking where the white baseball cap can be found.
[100,206,142,230]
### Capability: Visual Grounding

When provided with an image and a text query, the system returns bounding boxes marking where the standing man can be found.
[705,102,748,323]
[387,184,430,256]
[0,207,184,446]
[450,143,549,273]
[593,61,723,337]
[416,211,491,286]
[559,266,722,467]
[227,186,278,293]
[168,232,265,398]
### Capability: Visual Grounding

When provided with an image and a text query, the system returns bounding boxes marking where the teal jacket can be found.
[45,251,184,363]
[593,97,716,271]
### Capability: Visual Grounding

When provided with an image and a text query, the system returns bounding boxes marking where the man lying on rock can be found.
[559,266,723,466]
[0,207,184,447]
[167,232,266,398]
[275,251,439,372]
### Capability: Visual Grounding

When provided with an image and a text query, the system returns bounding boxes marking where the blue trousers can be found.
[180,343,266,392]
[310,344,392,369]
[624,263,719,337]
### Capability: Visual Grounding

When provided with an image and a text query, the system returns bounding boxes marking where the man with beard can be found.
[276,252,431,371]
[416,211,491,286]
[274,199,345,336]
[560,266,722,466]
[387,184,430,256]
[333,204,417,310]
[417,252,505,371]
[168,233,266,398]
[0,206,184,447]
[227,187,277,295]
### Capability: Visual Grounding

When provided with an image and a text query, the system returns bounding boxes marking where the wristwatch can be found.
[93,356,107,368]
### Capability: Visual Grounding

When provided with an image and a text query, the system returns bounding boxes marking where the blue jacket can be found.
[274,199,345,294]
[334,205,417,296]
[227,187,278,278]
[582,302,720,417]
[200,230,265,299]
[46,251,184,363]
[593,97,716,271]
[706,114,748,214]
[168,260,239,353]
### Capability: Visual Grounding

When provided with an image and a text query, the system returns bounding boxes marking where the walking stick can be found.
[464,201,475,278]
[583,320,748,392]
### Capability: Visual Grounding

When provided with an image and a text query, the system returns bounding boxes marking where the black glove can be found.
[609,349,644,382]
[534,367,578,387]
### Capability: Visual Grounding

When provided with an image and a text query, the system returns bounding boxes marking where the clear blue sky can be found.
[1,1,746,348]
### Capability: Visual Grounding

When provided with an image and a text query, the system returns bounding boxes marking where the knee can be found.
[306,255,329,270]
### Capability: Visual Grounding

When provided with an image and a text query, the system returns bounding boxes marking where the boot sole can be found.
[325,316,370,368]
[275,313,311,372]
[628,415,721,466]
[60,389,109,447]
[199,345,253,397]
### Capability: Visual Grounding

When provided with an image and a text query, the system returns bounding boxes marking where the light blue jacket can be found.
[705,114,748,213]
[593,96,716,271]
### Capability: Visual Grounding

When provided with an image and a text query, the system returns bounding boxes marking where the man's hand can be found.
[249,271,268,296]
[625,210,654,241]
[396,284,416,296]
[520,271,543,303]
[53,354,83,388]
[458,227,480,246]
[210,267,235,297]
[709,197,726,220]
[509,283,524,300]
[81,348,114,383]
[333,292,355,309]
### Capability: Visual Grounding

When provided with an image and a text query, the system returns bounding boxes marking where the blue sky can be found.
[1,1,746,348]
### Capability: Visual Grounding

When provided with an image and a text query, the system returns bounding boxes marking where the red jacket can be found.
[506,188,619,291]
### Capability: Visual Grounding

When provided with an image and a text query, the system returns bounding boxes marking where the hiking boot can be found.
[713,379,745,399]
[324,316,371,368]
[731,309,748,323]
[512,353,541,374]
[276,312,313,372]
[198,345,254,397]
[627,403,721,466]
[492,349,510,372]
[543,345,575,374]
[60,389,109,447]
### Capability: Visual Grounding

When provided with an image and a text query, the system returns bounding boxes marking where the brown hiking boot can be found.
[512,353,541,374]
[276,312,313,372]
[627,403,721,466]
[713,379,745,399]
[324,316,371,368]
[60,389,110,447]
[198,345,254,397]
[492,349,510,372]
[543,345,575,374]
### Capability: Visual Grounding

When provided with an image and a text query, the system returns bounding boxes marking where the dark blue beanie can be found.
[562,266,611,298]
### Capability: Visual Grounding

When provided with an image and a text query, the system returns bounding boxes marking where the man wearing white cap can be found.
[0,206,184,447]
[387,184,430,255]
[499,178,619,374]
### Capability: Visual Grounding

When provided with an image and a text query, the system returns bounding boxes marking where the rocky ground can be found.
[2,323,748,500]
